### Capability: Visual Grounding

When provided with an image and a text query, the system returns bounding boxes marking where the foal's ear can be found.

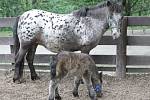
[75,7,89,17]
[106,0,112,6]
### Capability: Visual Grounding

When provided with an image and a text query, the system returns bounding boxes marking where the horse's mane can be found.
[73,1,122,17]
[73,1,108,18]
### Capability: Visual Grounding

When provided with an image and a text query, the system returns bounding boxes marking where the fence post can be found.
[116,17,128,78]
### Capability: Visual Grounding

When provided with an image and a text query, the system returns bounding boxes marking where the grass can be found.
[0,31,12,37]
[33,0,101,14]
[128,26,150,30]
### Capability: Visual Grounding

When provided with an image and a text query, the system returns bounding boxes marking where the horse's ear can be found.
[122,0,126,7]
[74,7,89,17]
[116,0,126,7]
[106,0,112,6]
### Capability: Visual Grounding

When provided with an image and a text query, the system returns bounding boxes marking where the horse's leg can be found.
[49,79,57,100]
[26,44,39,80]
[13,43,29,83]
[14,37,25,81]
[72,76,81,97]
[50,57,62,100]
[81,49,90,54]
[91,72,102,97]
[80,49,90,84]
[55,87,61,100]
[49,77,62,100]
[83,71,97,100]
[19,58,24,79]
[14,55,24,82]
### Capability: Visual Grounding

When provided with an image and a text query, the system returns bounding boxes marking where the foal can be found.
[49,51,102,100]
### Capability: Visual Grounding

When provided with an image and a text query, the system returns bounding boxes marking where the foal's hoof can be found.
[31,75,40,80]
[48,97,54,100]
[73,91,79,97]
[55,95,61,100]
[96,92,103,97]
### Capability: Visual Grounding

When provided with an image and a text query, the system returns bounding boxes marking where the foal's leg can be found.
[13,43,29,83]
[72,76,81,97]
[91,72,102,97]
[49,79,58,100]
[55,87,61,100]
[80,50,90,84]
[26,44,39,80]
[50,57,62,100]
[49,77,63,100]
[83,71,97,100]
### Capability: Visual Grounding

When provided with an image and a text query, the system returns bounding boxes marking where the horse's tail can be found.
[13,16,20,56]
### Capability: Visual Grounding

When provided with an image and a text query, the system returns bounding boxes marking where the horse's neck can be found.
[90,7,109,34]
[81,17,108,35]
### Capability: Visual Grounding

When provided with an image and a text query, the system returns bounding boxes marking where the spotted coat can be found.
[17,9,107,53]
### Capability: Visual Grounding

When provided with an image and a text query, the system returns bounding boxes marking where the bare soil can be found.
[0,70,150,100]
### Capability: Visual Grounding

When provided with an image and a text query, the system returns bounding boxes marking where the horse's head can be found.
[107,0,125,39]
[73,0,125,39]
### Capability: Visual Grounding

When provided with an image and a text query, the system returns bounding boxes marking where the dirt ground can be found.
[0,70,150,100]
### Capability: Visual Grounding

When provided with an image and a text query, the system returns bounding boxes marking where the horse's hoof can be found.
[48,97,54,100]
[13,77,23,84]
[31,75,40,80]
[55,95,61,100]
[55,93,61,100]
[96,92,103,98]
[73,91,79,97]
[13,74,22,83]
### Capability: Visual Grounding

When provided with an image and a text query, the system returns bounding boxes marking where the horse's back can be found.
[17,9,77,48]
[17,9,64,42]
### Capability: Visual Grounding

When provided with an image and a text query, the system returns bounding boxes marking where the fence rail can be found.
[0,16,150,78]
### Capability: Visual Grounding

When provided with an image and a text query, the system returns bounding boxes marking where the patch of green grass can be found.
[0,31,12,37]
[128,26,150,30]
[35,0,101,14]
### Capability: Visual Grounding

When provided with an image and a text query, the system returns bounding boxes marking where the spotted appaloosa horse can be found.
[13,0,124,82]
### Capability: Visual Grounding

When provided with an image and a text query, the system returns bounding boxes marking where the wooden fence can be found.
[0,16,150,78]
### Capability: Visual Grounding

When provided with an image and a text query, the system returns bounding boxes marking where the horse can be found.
[13,0,124,82]
[49,51,102,100]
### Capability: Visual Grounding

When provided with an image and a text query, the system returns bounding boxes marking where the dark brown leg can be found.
[13,44,29,83]
[72,76,81,97]
[83,70,97,100]
[91,72,102,97]
[26,44,39,80]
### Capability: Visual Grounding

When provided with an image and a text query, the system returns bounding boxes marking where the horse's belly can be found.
[43,36,80,53]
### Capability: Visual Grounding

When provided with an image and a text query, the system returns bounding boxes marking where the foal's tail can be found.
[13,16,20,56]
